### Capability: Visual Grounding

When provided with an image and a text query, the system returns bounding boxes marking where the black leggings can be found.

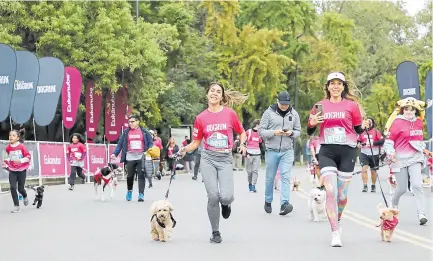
[126,159,145,193]
[9,170,27,206]
[167,158,176,175]
[193,154,201,178]
[69,166,86,185]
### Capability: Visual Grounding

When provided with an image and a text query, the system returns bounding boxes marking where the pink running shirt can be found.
[386,118,424,157]
[357,128,383,155]
[193,107,244,151]
[309,99,362,148]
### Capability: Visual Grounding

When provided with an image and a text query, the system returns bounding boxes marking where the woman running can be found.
[307,72,366,247]
[66,133,87,190]
[383,97,428,225]
[178,82,247,243]
[2,129,31,213]
[357,117,384,192]
[245,119,262,192]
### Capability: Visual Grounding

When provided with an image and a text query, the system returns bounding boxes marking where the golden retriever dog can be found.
[376,203,399,242]
[150,200,176,242]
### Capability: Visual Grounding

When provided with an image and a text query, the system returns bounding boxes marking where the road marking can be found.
[296,189,433,251]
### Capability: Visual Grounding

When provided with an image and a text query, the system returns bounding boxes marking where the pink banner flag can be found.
[105,89,125,141]
[116,88,128,130]
[38,143,66,177]
[87,144,107,174]
[85,81,103,139]
[62,67,82,129]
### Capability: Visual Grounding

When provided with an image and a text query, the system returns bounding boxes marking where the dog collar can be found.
[151,213,177,228]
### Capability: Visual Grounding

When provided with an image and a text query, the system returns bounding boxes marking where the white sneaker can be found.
[419,214,428,225]
[331,231,342,247]
[11,206,21,213]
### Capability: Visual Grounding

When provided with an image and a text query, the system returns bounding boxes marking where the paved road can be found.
[0,166,432,261]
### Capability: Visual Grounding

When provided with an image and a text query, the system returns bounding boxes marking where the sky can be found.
[401,0,426,16]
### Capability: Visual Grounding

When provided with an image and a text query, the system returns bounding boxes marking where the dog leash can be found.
[365,129,389,208]
[164,155,179,199]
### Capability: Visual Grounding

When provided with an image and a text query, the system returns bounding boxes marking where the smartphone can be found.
[315,104,323,115]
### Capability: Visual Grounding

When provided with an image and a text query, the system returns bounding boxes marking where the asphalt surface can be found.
[0,166,432,261]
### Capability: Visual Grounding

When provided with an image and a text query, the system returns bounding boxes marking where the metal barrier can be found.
[0,141,125,192]
[0,140,431,191]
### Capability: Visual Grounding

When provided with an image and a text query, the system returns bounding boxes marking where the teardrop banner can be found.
[0,43,17,122]
[116,87,128,130]
[105,89,122,142]
[62,67,82,129]
[9,51,40,124]
[396,61,421,100]
[425,70,432,139]
[33,57,65,126]
[85,81,103,139]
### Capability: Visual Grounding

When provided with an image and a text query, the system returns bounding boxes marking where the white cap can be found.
[327,72,346,82]
[149,130,155,135]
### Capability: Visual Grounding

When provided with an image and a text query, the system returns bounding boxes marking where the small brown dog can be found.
[292,179,301,191]
[376,203,399,242]
[150,200,176,242]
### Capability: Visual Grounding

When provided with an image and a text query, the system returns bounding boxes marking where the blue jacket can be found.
[113,127,153,163]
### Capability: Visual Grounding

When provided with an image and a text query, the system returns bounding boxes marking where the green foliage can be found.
[0,0,431,146]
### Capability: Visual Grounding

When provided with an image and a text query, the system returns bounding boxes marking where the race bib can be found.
[130,140,142,150]
[207,132,229,149]
[74,152,82,158]
[324,127,347,144]
[9,151,23,161]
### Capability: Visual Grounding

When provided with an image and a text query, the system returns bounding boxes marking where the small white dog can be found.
[150,200,176,242]
[93,163,123,202]
[308,187,327,222]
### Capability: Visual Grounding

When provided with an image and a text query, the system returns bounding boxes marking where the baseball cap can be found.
[327,72,346,82]
[277,91,291,105]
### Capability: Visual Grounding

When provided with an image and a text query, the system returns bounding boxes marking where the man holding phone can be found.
[259,91,302,215]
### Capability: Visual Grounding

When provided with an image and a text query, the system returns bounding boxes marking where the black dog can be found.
[31,185,45,209]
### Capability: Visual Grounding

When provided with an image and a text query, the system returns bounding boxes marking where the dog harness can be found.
[151,213,177,228]
[94,168,112,185]
[376,216,399,230]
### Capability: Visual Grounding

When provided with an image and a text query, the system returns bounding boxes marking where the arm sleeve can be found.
[258,110,275,139]
[113,132,125,156]
[384,122,398,155]
[291,111,301,138]
[143,129,153,151]
[20,145,31,163]
[193,116,204,141]
[231,109,245,134]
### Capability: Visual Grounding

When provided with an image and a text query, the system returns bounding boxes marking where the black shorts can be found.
[360,153,380,169]
[318,144,357,173]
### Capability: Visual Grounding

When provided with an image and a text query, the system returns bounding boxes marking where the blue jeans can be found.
[265,150,294,206]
